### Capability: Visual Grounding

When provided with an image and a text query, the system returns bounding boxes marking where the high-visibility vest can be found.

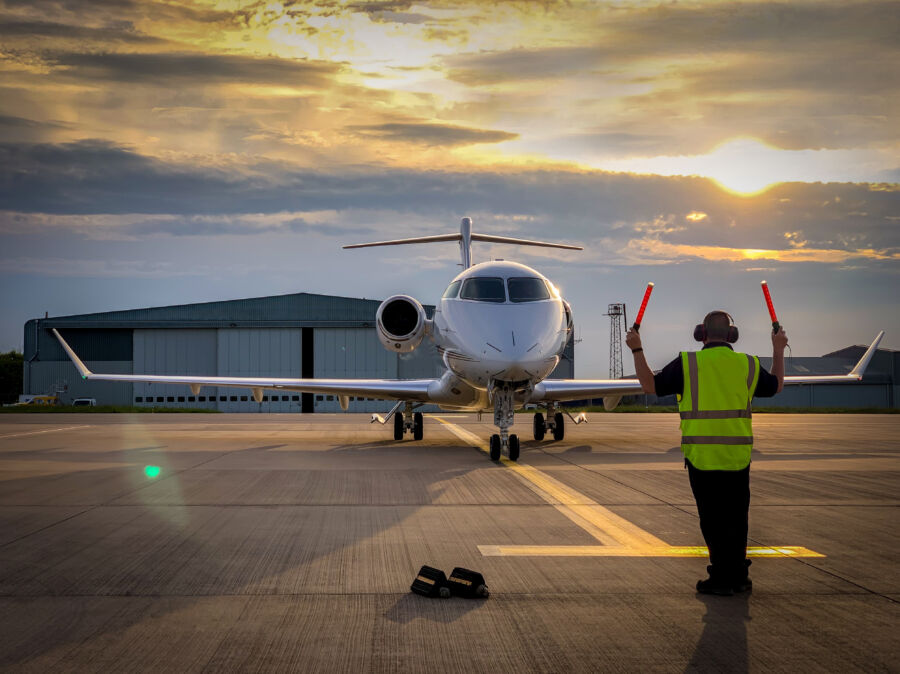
[678,347,760,470]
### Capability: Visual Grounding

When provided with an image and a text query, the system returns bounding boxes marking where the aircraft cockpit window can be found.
[508,277,551,302]
[460,277,506,302]
[442,280,461,299]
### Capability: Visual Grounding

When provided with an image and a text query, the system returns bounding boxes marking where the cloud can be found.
[347,121,518,146]
[0,17,160,43]
[621,238,899,266]
[45,52,341,87]
[0,141,896,267]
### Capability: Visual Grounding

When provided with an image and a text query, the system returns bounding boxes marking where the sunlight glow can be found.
[598,138,882,196]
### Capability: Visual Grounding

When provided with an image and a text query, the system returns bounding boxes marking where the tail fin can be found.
[343,217,582,268]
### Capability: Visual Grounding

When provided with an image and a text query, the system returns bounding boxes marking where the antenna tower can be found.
[604,303,626,379]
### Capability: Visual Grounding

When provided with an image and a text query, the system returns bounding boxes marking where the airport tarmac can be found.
[0,412,897,672]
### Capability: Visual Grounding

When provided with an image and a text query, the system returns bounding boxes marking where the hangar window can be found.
[281,396,289,401]
[230,396,237,402]
[292,396,299,401]
[156,397,164,403]
[442,280,461,299]
[316,395,323,401]
[167,397,175,402]
[188,396,195,402]
[460,277,505,303]
[135,397,143,403]
[326,395,334,401]
[240,396,248,402]
[508,277,551,303]
[177,396,185,403]
[198,396,206,402]
[263,396,269,401]
[219,396,226,402]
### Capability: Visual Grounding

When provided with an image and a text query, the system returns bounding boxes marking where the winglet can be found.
[51,328,93,379]
[849,331,885,380]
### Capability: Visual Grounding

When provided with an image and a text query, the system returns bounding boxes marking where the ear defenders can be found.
[694,311,739,343]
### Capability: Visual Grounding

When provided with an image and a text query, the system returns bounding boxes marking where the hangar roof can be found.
[29,292,434,329]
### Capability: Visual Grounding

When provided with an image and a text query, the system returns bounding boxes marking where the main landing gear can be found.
[391,402,423,441]
[532,406,565,442]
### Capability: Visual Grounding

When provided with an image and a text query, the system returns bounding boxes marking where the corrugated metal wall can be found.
[217,328,303,412]
[314,328,397,412]
[134,329,218,409]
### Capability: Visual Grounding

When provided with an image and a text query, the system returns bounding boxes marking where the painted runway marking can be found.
[0,425,91,440]
[434,417,825,559]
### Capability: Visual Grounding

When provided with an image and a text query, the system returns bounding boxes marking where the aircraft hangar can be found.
[21,292,577,412]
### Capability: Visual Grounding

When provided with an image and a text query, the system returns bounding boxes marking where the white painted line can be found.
[0,425,91,440]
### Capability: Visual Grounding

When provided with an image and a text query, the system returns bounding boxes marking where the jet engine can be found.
[376,294,429,353]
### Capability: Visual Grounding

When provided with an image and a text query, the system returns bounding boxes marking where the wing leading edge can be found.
[51,329,435,402]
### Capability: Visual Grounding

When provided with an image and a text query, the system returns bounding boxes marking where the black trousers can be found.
[686,460,751,581]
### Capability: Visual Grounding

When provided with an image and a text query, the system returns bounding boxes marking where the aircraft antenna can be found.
[604,303,626,379]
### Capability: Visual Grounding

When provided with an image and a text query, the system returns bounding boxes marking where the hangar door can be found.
[134,329,217,408]
[217,328,303,412]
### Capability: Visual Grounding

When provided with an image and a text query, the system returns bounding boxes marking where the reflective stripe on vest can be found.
[678,348,760,471]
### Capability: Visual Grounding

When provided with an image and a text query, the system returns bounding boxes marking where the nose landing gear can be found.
[490,383,520,462]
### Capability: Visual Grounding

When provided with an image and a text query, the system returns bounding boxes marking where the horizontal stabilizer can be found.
[344,217,582,268]
[470,233,582,250]
[343,233,461,249]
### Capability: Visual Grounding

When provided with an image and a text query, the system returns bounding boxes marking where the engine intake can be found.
[377,295,428,353]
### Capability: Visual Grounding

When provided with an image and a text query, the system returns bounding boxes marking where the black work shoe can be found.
[696,577,735,596]
[732,577,753,593]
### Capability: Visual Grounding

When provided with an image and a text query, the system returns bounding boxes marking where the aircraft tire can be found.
[413,412,424,441]
[533,413,546,441]
[489,434,502,461]
[508,434,520,461]
[553,412,565,441]
[393,413,404,441]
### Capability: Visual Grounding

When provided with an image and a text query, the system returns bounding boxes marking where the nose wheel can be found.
[489,433,520,461]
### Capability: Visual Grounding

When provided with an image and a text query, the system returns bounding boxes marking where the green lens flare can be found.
[144,465,161,478]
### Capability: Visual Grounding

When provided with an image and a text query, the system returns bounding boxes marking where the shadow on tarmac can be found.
[383,593,486,624]
[0,438,479,668]
[686,592,751,673]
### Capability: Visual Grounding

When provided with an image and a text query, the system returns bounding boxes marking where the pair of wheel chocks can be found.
[410,565,489,599]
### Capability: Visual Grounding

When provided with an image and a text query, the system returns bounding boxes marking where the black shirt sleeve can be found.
[653,356,684,398]
[753,363,779,398]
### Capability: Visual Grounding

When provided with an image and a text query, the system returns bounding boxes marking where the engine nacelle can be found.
[376,294,429,353]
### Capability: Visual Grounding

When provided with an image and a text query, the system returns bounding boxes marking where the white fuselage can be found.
[427,261,570,410]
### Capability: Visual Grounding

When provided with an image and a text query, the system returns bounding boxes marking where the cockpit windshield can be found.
[459,277,506,303]
[508,277,551,303]
[442,280,461,299]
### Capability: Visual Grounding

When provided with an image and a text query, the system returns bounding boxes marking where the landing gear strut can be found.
[532,405,564,442]
[490,383,520,462]
[391,402,424,441]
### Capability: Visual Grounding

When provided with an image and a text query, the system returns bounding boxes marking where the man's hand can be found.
[772,327,788,352]
[625,328,642,351]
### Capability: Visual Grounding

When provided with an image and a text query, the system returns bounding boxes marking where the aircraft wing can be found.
[52,329,434,402]
[532,379,644,403]
[533,331,885,403]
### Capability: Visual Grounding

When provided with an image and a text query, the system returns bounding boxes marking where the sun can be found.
[700,138,786,196]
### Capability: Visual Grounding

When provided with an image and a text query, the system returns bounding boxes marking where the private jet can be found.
[53,218,884,461]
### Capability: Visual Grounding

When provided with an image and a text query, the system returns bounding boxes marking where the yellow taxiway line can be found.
[434,416,825,559]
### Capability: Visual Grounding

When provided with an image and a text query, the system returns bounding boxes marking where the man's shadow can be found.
[686,592,751,673]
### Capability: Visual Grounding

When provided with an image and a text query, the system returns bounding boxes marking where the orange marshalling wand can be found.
[761,281,781,334]
[632,282,654,332]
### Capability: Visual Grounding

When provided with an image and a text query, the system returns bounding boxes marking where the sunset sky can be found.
[1,0,897,375]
